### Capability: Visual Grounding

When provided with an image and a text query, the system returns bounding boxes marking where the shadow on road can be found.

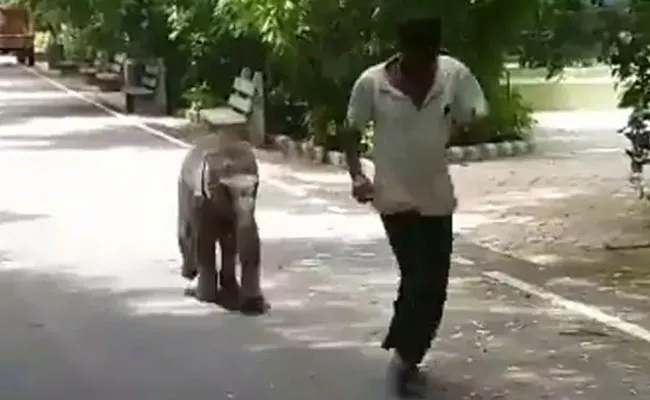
[0,210,48,225]
[0,123,178,151]
[0,101,104,130]
[2,233,649,399]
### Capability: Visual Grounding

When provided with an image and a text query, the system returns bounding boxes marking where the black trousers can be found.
[380,211,453,365]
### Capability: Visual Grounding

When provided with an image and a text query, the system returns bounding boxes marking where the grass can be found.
[504,66,621,111]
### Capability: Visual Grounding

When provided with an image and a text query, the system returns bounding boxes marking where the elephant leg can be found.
[178,181,197,280]
[215,231,241,311]
[179,223,197,280]
[237,218,269,315]
[194,218,218,303]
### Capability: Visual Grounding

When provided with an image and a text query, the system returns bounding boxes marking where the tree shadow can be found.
[0,101,105,129]
[1,232,648,399]
[0,123,178,151]
[0,210,48,225]
[240,138,650,336]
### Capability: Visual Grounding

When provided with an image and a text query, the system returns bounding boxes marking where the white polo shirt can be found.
[346,55,487,216]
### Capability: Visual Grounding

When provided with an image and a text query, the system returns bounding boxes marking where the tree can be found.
[27,0,545,148]
[604,1,650,109]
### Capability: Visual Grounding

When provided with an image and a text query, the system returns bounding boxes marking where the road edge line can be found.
[483,270,650,343]
[22,65,317,198]
[22,65,191,149]
[21,65,191,148]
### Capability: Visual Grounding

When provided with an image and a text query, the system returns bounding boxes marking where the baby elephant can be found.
[177,131,268,315]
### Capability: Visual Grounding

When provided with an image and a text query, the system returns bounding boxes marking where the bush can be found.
[484,88,536,142]
[30,0,540,150]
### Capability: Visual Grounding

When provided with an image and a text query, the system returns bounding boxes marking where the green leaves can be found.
[38,0,543,143]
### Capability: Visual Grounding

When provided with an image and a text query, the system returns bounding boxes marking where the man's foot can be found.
[387,353,427,398]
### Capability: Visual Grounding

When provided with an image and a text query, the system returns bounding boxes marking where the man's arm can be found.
[343,72,374,178]
[451,63,489,143]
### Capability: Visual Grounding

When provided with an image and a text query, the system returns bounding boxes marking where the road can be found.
[1,56,650,399]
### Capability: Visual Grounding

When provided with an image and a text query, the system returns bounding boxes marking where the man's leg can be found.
[408,214,454,363]
[380,211,419,359]
[380,212,453,397]
[380,211,427,397]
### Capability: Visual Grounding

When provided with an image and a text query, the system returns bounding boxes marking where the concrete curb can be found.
[188,109,534,166]
[270,134,534,168]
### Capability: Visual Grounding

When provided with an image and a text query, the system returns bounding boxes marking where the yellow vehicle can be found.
[0,6,35,66]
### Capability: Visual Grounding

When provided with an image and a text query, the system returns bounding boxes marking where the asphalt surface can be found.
[1,56,650,399]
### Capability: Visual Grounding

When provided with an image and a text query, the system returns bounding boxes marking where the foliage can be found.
[511,0,650,112]
[515,0,608,77]
[183,81,219,111]
[487,89,536,141]
[604,2,650,110]
[23,0,545,151]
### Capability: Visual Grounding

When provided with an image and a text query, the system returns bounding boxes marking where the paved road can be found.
[1,56,650,399]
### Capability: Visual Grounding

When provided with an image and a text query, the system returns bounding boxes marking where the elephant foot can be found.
[183,275,219,304]
[239,295,270,316]
[215,283,241,311]
[180,262,198,280]
[195,286,219,303]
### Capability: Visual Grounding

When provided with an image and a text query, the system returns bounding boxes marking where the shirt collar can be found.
[379,54,445,101]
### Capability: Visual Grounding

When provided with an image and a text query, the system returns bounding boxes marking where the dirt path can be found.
[453,111,650,279]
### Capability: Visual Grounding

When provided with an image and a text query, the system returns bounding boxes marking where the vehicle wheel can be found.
[17,56,26,64]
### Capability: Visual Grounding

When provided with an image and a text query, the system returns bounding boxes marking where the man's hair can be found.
[396,16,441,50]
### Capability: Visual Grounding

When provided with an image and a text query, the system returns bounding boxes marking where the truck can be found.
[0,6,35,66]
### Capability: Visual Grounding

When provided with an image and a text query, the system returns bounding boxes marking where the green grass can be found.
[511,81,621,110]
[504,66,621,110]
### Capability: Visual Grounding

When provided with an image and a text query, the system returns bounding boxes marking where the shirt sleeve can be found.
[346,72,374,130]
[452,63,488,124]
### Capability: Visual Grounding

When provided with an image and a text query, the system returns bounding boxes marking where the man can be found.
[344,15,487,398]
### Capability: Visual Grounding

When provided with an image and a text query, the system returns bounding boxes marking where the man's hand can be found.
[351,173,374,203]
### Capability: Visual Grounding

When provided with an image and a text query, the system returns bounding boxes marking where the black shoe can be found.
[387,354,427,398]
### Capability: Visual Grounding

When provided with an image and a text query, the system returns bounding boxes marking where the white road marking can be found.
[21,64,315,198]
[483,270,650,344]
[23,65,191,148]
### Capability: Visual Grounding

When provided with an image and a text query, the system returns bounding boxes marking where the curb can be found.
[188,110,534,167]
[270,134,534,168]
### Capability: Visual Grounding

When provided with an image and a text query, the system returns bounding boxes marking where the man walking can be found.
[344,15,487,397]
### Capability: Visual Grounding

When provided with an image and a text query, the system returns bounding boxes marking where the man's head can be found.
[396,16,441,65]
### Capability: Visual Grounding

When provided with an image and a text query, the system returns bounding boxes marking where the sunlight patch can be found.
[271,298,307,309]
[127,295,218,316]
[573,147,622,155]
[0,259,23,271]
[452,255,476,265]
[454,213,494,231]
[527,253,564,265]
[484,187,585,203]
[0,139,52,147]
[257,210,383,240]
[503,368,541,383]
[0,116,119,136]
[0,91,71,100]
[547,277,597,288]
[307,340,379,349]
[534,110,629,130]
